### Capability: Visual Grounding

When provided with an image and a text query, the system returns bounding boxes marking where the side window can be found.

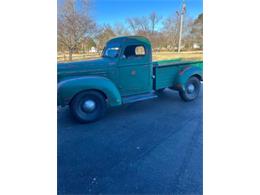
[123,45,146,59]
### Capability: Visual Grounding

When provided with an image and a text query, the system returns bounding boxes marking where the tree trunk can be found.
[69,49,73,61]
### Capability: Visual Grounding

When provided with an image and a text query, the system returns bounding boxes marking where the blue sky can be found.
[92,0,203,25]
[58,0,203,25]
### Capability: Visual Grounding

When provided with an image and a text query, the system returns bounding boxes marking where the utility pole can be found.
[178,0,186,53]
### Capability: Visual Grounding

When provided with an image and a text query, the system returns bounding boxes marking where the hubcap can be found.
[82,100,96,112]
[187,83,195,94]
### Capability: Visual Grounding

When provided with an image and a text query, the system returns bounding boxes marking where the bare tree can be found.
[162,13,180,51]
[81,37,96,53]
[190,13,203,49]
[57,0,96,61]
[149,12,162,35]
[147,12,162,50]
[126,12,162,50]
[161,12,195,51]
[126,17,149,36]
[181,18,194,49]
[112,22,130,36]
[95,24,116,51]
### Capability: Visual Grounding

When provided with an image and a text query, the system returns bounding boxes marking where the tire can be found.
[70,90,107,123]
[179,77,201,101]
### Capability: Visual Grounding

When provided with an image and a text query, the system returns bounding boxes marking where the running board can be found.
[122,92,158,104]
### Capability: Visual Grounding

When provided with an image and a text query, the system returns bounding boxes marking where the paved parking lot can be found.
[58,88,203,194]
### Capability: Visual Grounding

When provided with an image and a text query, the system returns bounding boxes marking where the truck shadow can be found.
[58,87,202,129]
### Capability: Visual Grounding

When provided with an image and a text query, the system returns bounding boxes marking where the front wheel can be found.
[179,77,201,101]
[70,91,107,123]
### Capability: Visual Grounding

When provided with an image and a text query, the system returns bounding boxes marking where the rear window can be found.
[135,46,145,55]
[123,45,146,58]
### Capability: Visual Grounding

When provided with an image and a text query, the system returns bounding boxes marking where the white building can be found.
[193,43,201,49]
[89,47,97,53]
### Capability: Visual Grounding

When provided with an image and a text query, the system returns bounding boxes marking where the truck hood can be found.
[57,58,113,81]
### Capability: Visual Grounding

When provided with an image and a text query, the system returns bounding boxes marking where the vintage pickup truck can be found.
[58,36,203,123]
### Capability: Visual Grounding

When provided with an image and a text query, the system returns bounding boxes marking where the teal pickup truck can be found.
[58,36,203,123]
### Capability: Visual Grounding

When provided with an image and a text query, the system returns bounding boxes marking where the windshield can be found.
[102,44,120,58]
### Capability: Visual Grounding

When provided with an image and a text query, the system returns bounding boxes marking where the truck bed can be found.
[153,58,182,66]
[153,60,203,90]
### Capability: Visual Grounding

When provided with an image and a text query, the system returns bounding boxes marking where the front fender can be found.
[58,76,122,107]
[174,66,203,90]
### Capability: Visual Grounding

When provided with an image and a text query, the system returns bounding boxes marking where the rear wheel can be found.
[70,91,107,123]
[179,77,201,101]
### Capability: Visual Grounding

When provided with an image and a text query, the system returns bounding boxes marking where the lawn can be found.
[57,51,203,63]
[153,51,202,61]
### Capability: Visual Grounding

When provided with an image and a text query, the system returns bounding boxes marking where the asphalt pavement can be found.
[58,88,203,195]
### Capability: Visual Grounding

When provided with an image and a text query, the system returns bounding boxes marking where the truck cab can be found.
[102,36,153,96]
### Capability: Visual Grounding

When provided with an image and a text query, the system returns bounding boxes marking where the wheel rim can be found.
[185,80,199,99]
[82,100,96,112]
[187,83,195,94]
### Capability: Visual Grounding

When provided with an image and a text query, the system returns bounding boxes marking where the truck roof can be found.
[107,36,151,46]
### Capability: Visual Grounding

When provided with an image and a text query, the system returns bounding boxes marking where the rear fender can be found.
[58,76,122,107]
[174,66,203,90]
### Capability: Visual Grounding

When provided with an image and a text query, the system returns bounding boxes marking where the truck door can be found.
[118,44,152,96]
